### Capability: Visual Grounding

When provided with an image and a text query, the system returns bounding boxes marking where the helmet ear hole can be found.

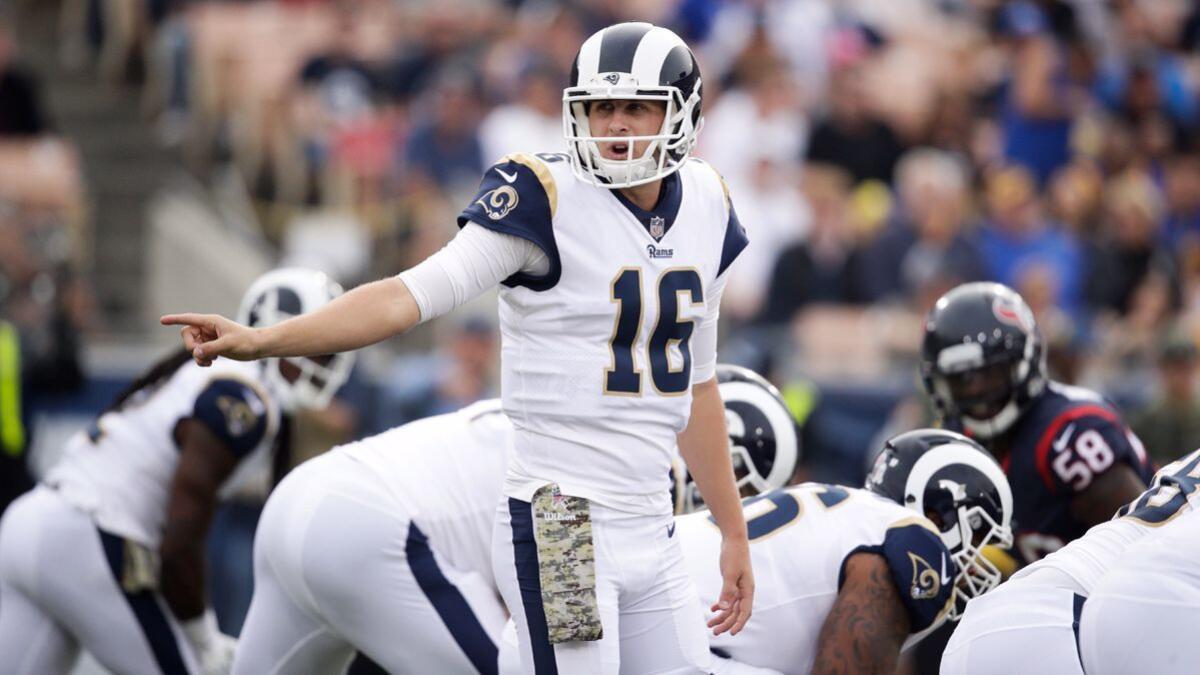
[675,364,799,514]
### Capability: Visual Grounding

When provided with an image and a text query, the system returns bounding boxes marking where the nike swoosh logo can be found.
[667,522,676,538]
[940,555,952,585]
[496,168,518,183]
[1053,423,1076,453]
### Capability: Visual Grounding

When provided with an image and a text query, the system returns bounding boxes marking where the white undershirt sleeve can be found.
[691,271,728,384]
[398,221,550,323]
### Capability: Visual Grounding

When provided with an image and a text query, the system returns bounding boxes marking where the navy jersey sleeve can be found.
[1034,405,1150,495]
[458,153,561,292]
[717,202,749,277]
[192,378,269,459]
[840,521,956,635]
[713,168,748,277]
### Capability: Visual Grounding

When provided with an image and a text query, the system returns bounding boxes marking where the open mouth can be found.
[603,140,630,158]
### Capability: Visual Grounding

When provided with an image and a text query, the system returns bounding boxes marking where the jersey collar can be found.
[610,171,682,242]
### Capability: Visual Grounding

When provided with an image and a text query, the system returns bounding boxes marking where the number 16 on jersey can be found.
[606,267,703,396]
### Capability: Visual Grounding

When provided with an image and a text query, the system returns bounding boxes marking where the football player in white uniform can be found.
[1077,449,1200,675]
[942,447,1200,675]
[163,21,753,675]
[0,268,351,675]
[233,365,796,675]
[673,429,1013,675]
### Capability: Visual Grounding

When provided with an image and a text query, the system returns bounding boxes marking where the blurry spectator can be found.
[1085,169,1178,316]
[1096,3,1197,130]
[1161,153,1200,247]
[1047,159,1104,236]
[402,66,484,195]
[806,62,906,185]
[975,163,1085,315]
[0,19,49,136]
[1015,259,1081,382]
[294,6,385,180]
[701,57,809,320]
[699,0,833,102]
[757,166,865,324]
[1090,270,1176,389]
[380,9,474,103]
[699,57,806,192]
[477,59,564,165]
[858,148,985,303]
[719,158,809,322]
[380,317,498,428]
[996,1,1079,186]
[0,206,85,515]
[1130,331,1200,467]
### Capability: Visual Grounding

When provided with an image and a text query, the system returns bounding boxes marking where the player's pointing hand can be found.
[160,313,259,366]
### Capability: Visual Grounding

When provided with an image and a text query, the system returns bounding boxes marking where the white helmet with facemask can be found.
[674,365,800,514]
[564,22,704,188]
[865,429,1015,620]
[236,268,354,412]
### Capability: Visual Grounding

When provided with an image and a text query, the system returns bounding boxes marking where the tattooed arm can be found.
[811,552,910,675]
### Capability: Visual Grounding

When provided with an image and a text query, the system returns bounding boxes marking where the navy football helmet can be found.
[675,365,800,514]
[866,428,1014,619]
[921,282,1046,439]
[564,22,704,188]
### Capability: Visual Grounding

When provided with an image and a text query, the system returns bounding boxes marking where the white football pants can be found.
[233,451,507,675]
[492,495,710,674]
[1080,513,1200,675]
[0,486,200,675]
[941,576,1085,675]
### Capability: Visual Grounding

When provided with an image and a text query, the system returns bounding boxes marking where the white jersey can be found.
[676,484,955,674]
[45,357,280,547]
[458,152,748,514]
[338,399,512,577]
[1008,446,1200,595]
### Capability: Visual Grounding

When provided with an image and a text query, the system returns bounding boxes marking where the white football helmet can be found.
[675,365,800,514]
[564,22,704,188]
[236,268,354,412]
[866,429,1015,620]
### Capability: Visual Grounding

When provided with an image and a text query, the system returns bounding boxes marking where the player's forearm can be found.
[679,378,747,540]
[256,276,418,358]
[160,498,214,620]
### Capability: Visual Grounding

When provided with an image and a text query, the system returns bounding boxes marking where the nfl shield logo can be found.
[650,216,665,239]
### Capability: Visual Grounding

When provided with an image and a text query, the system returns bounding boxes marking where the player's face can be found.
[588,99,667,161]
[945,362,1013,420]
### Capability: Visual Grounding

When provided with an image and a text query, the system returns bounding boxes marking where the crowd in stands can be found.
[7,0,1200,471]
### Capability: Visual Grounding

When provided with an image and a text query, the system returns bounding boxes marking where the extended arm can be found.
[162,223,544,366]
[812,552,911,675]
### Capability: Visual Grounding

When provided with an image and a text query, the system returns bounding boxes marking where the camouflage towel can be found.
[532,483,603,643]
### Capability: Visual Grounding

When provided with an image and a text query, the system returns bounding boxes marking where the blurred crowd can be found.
[6,0,1200,471]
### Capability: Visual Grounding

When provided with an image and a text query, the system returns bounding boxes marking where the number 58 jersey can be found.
[676,484,956,674]
[458,152,748,513]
